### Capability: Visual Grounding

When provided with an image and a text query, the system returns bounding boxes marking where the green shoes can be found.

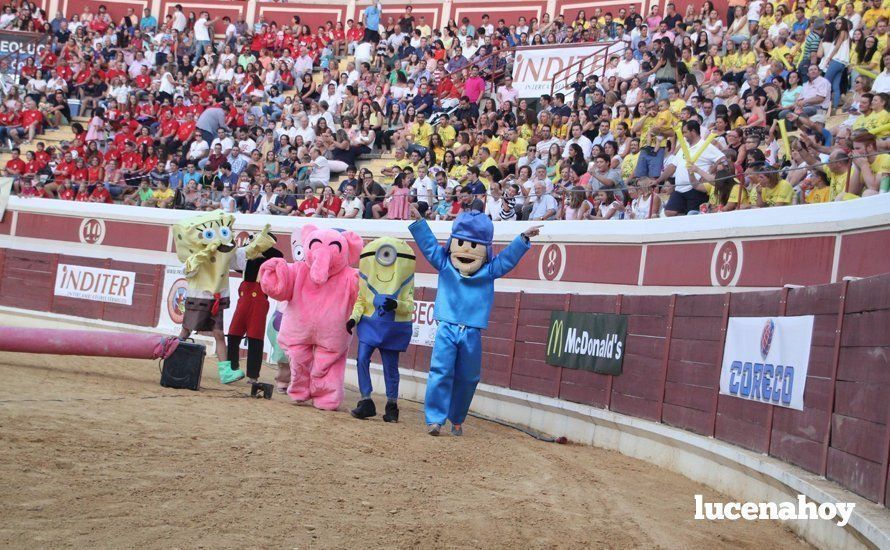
[217,361,245,384]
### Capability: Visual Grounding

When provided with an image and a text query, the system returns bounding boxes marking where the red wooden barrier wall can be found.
[353,275,890,507]
[0,246,887,506]
[0,251,162,328]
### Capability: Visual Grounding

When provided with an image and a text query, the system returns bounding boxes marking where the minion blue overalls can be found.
[355,273,414,400]
[409,214,530,430]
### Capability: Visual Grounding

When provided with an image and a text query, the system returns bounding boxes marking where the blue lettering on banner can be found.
[782,366,794,405]
[729,361,741,394]
[773,365,784,403]
[727,360,795,405]
[752,363,762,399]
[762,363,773,401]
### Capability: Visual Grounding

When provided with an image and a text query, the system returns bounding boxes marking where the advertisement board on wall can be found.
[0,30,46,75]
[411,300,437,347]
[511,41,624,99]
[545,311,627,375]
[719,316,814,411]
[54,264,135,305]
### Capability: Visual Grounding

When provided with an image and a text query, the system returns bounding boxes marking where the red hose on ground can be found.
[0,327,180,360]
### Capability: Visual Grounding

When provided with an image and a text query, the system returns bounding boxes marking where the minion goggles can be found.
[360,245,415,266]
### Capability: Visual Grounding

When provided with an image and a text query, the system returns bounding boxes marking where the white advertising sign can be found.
[54,264,135,305]
[511,41,625,98]
[411,300,438,347]
[719,316,814,411]
[156,265,244,336]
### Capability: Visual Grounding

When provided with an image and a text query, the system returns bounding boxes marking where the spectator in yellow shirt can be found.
[435,117,456,148]
[406,111,433,155]
[804,170,832,203]
[667,86,686,117]
[747,166,793,208]
[499,127,528,175]
[148,180,175,208]
[380,147,412,184]
[851,131,889,196]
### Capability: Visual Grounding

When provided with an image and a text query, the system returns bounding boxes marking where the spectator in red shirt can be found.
[23,151,42,179]
[315,185,342,217]
[156,110,180,152]
[90,184,114,204]
[54,151,76,183]
[70,157,89,192]
[75,184,91,202]
[58,180,77,201]
[295,188,320,216]
[5,148,26,194]
[86,155,105,187]
[11,98,43,145]
[20,180,50,199]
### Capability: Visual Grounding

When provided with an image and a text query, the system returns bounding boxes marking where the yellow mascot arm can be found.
[350,289,369,325]
[244,224,275,260]
[184,243,219,277]
[395,286,414,317]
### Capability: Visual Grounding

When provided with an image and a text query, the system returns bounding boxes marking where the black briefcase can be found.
[161,340,206,391]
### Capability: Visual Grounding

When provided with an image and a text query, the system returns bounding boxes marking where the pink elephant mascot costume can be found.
[259,225,363,410]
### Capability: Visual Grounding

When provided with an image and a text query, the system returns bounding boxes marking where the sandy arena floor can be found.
[0,351,810,549]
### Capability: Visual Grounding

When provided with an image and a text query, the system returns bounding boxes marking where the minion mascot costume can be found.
[173,211,275,384]
[348,237,416,423]
[409,212,540,436]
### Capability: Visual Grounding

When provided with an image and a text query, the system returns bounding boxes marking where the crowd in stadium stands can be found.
[2,0,889,219]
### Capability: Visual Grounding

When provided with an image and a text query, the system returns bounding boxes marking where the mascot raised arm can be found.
[409,212,540,436]
[172,211,274,384]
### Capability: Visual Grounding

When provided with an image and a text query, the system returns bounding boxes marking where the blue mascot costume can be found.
[409,212,540,436]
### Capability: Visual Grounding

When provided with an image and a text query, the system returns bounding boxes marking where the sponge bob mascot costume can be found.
[347,237,416,423]
[259,224,363,411]
[409,212,541,436]
[173,211,275,384]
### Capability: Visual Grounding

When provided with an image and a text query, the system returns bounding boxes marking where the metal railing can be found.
[549,41,623,101]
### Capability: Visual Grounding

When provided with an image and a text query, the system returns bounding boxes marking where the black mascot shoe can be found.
[382,401,399,423]
[350,398,377,419]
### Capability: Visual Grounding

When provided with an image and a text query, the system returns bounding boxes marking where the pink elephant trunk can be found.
[309,250,331,285]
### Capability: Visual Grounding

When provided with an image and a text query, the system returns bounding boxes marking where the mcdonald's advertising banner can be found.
[545,311,627,375]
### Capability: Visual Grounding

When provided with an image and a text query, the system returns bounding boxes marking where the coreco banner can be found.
[719,316,814,411]
[546,311,627,375]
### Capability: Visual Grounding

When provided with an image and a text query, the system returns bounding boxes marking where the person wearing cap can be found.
[409,212,540,436]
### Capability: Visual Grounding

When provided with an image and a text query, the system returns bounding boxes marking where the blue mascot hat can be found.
[447,211,494,261]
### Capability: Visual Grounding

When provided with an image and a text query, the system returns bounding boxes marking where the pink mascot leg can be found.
[287,344,314,402]
[309,347,347,410]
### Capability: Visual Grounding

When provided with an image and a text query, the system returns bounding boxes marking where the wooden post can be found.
[47,254,59,313]
[657,294,677,422]
[710,292,732,437]
[822,280,849,476]
[150,264,165,328]
[605,294,623,410]
[506,291,523,390]
[553,293,572,398]
[766,287,791,455]
[100,257,112,321]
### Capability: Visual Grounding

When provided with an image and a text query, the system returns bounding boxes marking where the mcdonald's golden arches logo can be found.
[547,318,564,358]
